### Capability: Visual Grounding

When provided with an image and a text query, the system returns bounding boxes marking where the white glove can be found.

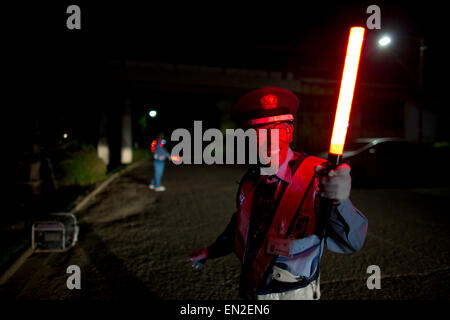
[187,247,208,270]
[315,163,351,204]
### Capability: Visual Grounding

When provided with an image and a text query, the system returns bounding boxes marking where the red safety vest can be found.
[234,155,325,298]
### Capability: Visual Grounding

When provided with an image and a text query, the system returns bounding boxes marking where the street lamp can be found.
[149,110,157,118]
[377,34,426,143]
[378,35,391,47]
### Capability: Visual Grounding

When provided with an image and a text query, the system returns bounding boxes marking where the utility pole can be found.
[417,37,426,143]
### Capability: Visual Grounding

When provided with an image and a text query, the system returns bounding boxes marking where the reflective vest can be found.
[234,155,325,298]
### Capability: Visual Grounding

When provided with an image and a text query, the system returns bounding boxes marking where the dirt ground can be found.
[1,159,449,301]
[0,160,245,300]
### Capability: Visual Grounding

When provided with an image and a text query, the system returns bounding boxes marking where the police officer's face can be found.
[254,122,293,165]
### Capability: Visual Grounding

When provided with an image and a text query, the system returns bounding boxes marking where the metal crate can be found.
[32,213,79,252]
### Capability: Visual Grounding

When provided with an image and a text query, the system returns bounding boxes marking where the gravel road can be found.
[1,159,448,300]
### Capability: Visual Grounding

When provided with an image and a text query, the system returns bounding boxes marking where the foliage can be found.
[132,148,150,162]
[138,113,148,133]
[55,142,107,186]
[433,141,450,149]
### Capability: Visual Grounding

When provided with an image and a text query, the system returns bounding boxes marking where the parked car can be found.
[318,137,430,187]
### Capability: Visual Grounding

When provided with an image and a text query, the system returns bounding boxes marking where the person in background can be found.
[149,133,178,192]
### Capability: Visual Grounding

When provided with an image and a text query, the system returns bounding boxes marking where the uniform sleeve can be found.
[207,211,236,259]
[325,198,368,253]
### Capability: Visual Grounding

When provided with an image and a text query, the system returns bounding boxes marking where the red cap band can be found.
[243,114,294,127]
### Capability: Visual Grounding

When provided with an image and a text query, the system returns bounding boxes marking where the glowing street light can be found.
[378,35,391,47]
[149,110,157,118]
[376,32,426,142]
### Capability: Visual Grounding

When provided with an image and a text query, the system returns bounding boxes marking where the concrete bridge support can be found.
[121,100,133,164]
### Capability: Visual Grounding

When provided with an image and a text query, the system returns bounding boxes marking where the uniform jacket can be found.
[207,149,368,299]
[152,140,171,160]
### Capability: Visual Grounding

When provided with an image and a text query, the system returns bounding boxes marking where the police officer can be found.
[188,87,368,300]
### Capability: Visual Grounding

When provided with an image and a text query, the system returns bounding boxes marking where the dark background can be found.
[3,1,448,217]
[4,1,447,149]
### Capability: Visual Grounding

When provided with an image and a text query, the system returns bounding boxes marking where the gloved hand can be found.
[171,155,181,163]
[187,247,208,270]
[315,163,351,204]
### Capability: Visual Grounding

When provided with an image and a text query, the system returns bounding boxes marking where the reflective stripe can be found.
[244,114,293,126]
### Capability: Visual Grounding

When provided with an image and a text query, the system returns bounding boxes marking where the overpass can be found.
[99,60,415,166]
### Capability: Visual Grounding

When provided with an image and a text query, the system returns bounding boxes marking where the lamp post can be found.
[378,34,426,143]
[418,37,426,143]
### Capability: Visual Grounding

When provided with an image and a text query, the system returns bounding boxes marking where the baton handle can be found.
[326,153,342,171]
[317,153,342,239]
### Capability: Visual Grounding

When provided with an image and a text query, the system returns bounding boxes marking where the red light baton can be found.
[319,26,365,237]
[328,26,365,167]
[328,27,364,169]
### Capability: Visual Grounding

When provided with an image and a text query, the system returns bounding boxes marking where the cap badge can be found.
[260,94,278,109]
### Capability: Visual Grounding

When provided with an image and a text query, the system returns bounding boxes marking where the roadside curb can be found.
[72,158,149,213]
[0,247,33,286]
[0,157,149,286]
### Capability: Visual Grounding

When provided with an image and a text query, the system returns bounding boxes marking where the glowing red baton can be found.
[328,26,365,166]
[318,27,365,242]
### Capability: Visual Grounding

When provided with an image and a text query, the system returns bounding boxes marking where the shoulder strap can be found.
[272,155,325,237]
